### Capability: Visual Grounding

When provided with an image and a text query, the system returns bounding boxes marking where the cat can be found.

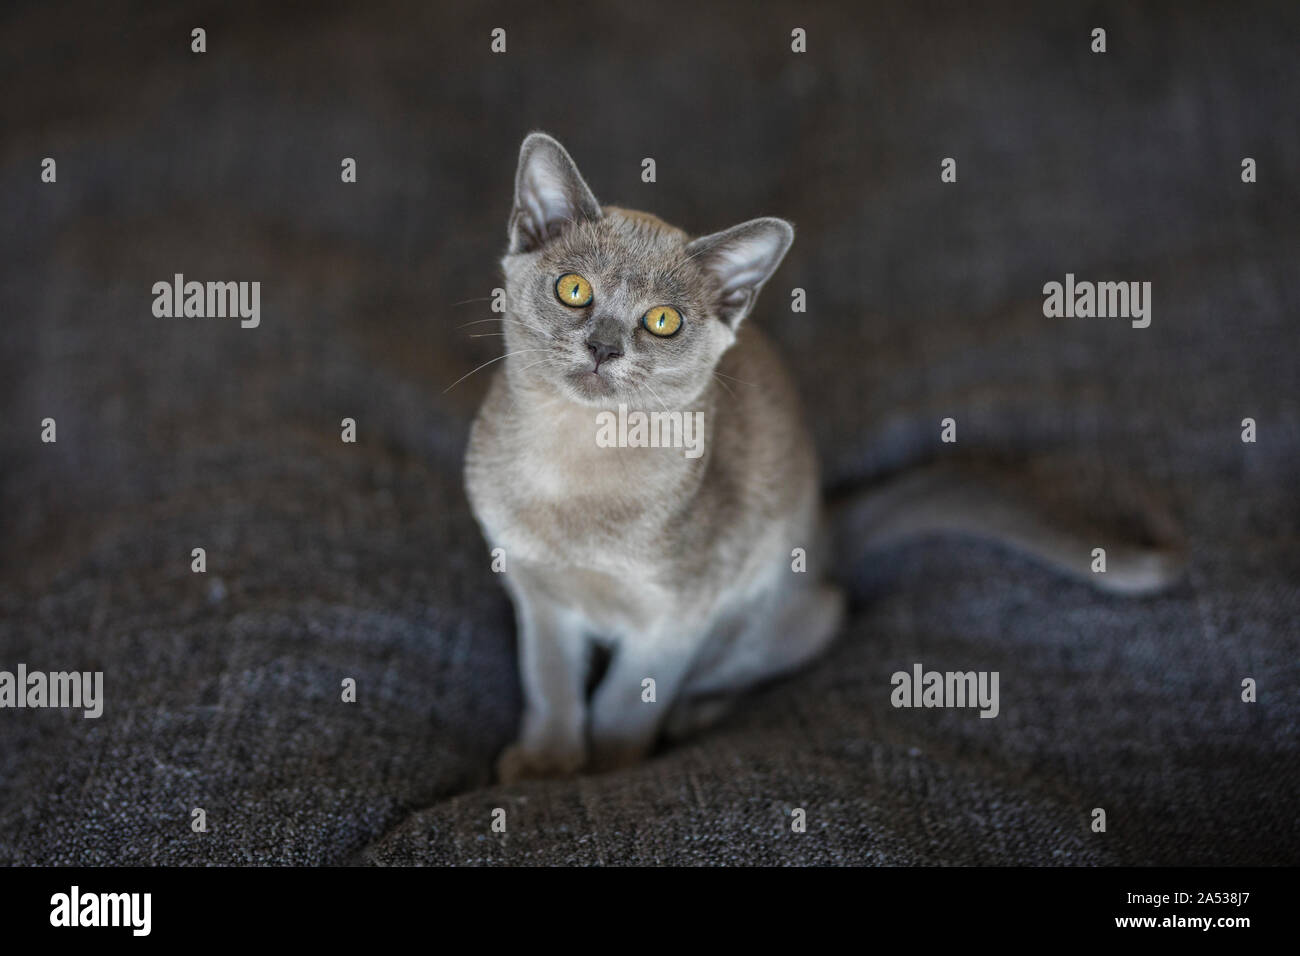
[464,132,1185,782]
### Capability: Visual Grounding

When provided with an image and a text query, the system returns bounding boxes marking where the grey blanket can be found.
[1,0,1296,865]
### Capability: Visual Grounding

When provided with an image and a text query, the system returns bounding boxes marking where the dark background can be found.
[1,0,1296,864]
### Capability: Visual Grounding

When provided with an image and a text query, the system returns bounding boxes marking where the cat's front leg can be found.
[496,572,590,783]
[587,632,697,771]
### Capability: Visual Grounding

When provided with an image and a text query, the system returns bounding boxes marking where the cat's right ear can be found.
[508,133,602,254]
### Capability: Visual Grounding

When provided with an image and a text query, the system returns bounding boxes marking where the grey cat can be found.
[465,132,1184,782]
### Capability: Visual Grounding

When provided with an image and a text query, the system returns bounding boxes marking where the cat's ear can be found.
[508,133,602,254]
[685,217,794,327]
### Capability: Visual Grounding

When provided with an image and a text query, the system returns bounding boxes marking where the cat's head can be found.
[499,132,793,408]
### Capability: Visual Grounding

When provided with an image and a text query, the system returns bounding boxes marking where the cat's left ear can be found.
[685,217,794,327]
[508,132,602,254]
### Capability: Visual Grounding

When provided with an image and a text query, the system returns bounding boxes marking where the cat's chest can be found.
[467,416,665,568]
[475,455,661,565]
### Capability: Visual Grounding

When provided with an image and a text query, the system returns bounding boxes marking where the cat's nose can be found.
[585,337,623,370]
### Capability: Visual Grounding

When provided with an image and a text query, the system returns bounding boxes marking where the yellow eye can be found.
[643,305,683,337]
[555,273,593,308]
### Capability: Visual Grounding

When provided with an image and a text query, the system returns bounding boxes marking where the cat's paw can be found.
[662,694,736,742]
[495,741,586,783]
[587,738,654,773]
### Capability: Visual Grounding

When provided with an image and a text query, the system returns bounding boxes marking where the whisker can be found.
[505,315,555,337]
[710,372,737,400]
[639,379,672,413]
[443,348,552,394]
[456,315,551,338]
[664,243,711,280]
[506,356,565,415]
[712,370,758,387]
[515,357,560,375]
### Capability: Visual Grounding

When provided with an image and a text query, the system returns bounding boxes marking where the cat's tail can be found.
[828,462,1187,596]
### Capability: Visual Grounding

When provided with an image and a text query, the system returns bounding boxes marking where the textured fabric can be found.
[1,0,1297,866]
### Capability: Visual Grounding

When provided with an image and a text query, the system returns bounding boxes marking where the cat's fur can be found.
[464,132,1184,781]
